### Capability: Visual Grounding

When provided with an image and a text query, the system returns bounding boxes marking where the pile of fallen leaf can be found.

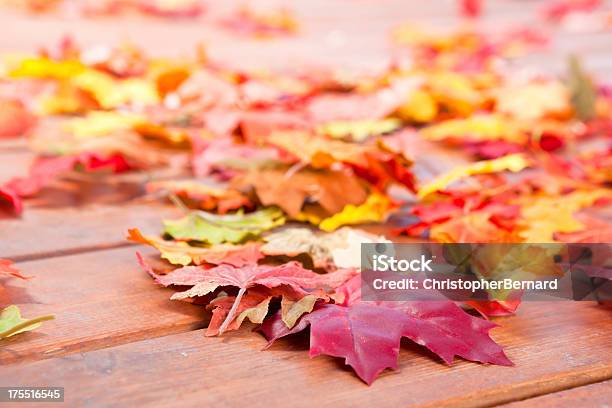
[0,18,610,384]
[135,225,513,384]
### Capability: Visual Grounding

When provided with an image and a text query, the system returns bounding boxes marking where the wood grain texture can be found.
[502,380,612,408]
[0,202,181,260]
[0,302,610,407]
[0,246,206,364]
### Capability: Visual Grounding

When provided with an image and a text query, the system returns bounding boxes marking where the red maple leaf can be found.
[1,152,131,215]
[260,276,512,384]
[140,255,355,334]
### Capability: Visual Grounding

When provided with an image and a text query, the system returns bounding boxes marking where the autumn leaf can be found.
[205,288,321,336]
[471,244,564,281]
[166,261,349,299]
[427,71,485,116]
[261,228,345,269]
[0,305,54,340]
[234,166,368,218]
[517,189,610,242]
[317,193,396,232]
[421,115,527,145]
[306,90,403,124]
[261,227,384,270]
[0,99,36,138]
[466,299,522,317]
[0,186,23,215]
[316,119,402,142]
[205,289,273,336]
[10,55,159,110]
[128,228,263,267]
[8,57,86,79]
[163,207,285,244]
[137,0,205,18]
[192,137,283,178]
[554,213,612,243]
[260,286,512,384]
[0,262,52,339]
[567,55,597,121]
[46,111,191,157]
[140,248,324,334]
[146,180,252,213]
[261,228,368,269]
[430,212,522,243]
[154,261,353,334]
[540,0,603,23]
[496,81,571,122]
[417,154,530,199]
[266,130,373,169]
[3,152,131,201]
[264,131,416,191]
[0,259,28,280]
[459,0,483,18]
[468,244,564,302]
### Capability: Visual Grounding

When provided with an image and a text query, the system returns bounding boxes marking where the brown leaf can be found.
[233,166,368,217]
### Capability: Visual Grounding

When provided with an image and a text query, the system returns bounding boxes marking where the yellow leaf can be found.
[73,70,159,109]
[302,193,395,232]
[421,114,527,145]
[428,71,484,116]
[496,81,571,121]
[517,189,611,242]
[396,89,438,123]
[8,57,85,79]
[127,228,261,266]
[65,111,145,138]
[317,118,401,142]
[418,154,530,199]
[430,213,521,243]
[281,295,318,328]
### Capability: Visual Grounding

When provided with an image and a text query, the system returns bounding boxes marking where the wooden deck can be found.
[1,1,611,406]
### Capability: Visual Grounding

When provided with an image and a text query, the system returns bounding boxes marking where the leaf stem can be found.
[168,193,189,213]
[218,288,246,335]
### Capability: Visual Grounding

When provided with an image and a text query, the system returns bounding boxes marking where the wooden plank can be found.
[502,380,612,408]
[0,246,206,365]
[0,202,181,261]
[0,302,610,407]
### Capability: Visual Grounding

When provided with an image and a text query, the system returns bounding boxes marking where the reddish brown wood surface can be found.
[502,380,612,408]
[1,1,611,406]
[0,247,205,364]
[0,302,610,407]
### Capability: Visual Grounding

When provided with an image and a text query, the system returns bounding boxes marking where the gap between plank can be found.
[424,365,612,408]
[497,377,612,407]
[11,242,137,263]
